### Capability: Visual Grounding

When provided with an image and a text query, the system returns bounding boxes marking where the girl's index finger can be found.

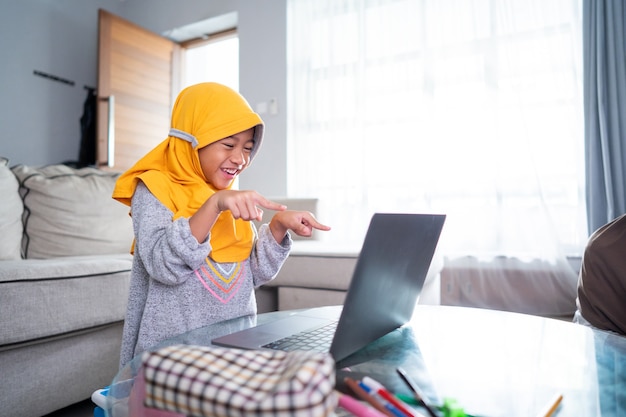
[310,220,331,231]
[258,198,287,212]
[302,214,331,231]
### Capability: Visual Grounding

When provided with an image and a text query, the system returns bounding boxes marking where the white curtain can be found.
[287,0,585,314]
[287,0,584,254]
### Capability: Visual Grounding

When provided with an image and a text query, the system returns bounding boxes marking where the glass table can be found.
[105,305,626,417]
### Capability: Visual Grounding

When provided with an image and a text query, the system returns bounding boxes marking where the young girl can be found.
[113,82,330,368]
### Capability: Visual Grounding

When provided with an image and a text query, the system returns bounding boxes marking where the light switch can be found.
[269,98,278,115]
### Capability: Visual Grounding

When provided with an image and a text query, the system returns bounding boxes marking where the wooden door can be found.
[97,9,181,171]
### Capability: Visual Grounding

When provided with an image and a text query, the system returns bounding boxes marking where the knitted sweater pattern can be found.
[119,182,291,368]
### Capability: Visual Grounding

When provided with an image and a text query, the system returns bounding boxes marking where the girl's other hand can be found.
[191,190,287,243]
[269,210,331,243]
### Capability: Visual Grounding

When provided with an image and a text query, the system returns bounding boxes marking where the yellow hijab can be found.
[113,82,264,262]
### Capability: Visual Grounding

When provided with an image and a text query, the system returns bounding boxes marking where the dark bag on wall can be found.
[78,87,97,167]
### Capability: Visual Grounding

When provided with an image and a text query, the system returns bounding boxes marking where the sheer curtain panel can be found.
[287,0,585,316]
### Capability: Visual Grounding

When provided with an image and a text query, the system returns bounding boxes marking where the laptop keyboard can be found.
[262,321,338,353]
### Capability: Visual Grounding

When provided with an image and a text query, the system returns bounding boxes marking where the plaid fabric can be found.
[141,344,338,417]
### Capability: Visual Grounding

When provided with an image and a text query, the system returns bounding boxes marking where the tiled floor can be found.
[43,399,95,417]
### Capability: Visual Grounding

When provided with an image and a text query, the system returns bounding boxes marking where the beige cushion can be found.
[11,164,134,259]
[0,158,23,260]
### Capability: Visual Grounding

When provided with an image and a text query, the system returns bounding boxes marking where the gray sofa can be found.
[0,158,577,417]
[0,158,134,417]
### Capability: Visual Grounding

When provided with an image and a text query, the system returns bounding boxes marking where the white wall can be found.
[0,0,121,166]
[0,0,288,196]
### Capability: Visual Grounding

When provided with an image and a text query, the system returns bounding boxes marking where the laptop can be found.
[212,213,446,361]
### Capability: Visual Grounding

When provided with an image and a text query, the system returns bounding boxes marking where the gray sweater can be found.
[119,181,292,368]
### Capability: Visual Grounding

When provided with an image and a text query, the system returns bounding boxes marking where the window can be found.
[182,30,239,91]
[287,0,585,261]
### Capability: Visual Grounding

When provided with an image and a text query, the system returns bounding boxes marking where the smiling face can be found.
[198,127,256,189]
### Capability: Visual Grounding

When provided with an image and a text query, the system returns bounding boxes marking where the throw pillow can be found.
[0,157,23,260]
[12,164,134,259]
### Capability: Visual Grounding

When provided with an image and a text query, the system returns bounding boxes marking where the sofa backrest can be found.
[0,158,24,260]
[10,163,134,259]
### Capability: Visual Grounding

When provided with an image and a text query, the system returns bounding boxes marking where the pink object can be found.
[338,392,388,417]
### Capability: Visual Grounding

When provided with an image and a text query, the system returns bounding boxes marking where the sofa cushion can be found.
[11,164,134,259]
[278,287,347,311]
[0,158,23,260]
[269,252,358,291]
[264,243,444,311]
[0,254,132,346]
